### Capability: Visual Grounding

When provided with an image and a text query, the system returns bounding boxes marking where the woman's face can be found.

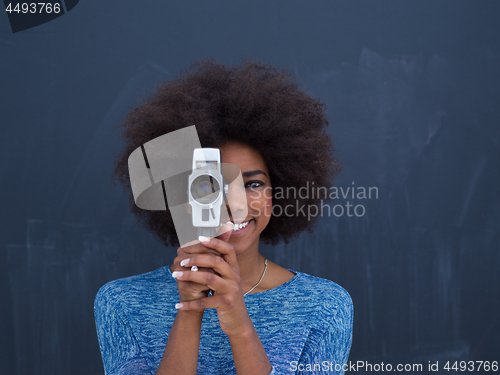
[219,141,272,255]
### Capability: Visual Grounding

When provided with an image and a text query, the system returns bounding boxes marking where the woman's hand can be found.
[172,231,254,338]
[172,226,232,303]
[169,224,273,374]
[172,247,221,303]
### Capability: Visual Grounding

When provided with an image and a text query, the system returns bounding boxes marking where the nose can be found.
[225,179,248,221]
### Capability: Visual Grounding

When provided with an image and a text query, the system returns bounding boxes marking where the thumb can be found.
[216,223,233,242]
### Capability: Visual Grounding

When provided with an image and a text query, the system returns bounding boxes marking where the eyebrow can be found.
[242,169,268,178]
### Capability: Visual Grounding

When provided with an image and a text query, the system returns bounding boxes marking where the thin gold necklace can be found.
[243,258,268,296]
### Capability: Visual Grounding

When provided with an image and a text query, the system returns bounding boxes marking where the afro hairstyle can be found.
[113,59,342,247]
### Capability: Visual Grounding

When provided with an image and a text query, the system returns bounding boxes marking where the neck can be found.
[235,237,266,294]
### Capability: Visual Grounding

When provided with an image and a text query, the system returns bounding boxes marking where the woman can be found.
[95,60,353,374]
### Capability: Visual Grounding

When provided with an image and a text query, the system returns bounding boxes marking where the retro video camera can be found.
[188,148,228,237]
[127,126,247,246]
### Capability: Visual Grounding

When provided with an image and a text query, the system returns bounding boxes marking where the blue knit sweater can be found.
[94,266,353,374]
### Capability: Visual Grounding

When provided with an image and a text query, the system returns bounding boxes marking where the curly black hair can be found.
[113,59,342,247]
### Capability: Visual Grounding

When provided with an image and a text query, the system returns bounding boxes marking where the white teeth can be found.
[227,220,251,231]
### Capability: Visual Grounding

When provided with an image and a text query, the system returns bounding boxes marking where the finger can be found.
[180,254,236,280]
[174,254,220,270]
[180,239,200,248]
[215,223,233,242]
[178,243,221,257]
[197,236,238,270]
[180,223,232,248]
[173,257,219,278]
[175,294,225,311]
[172,270,227,292]
[175,279,211,295]
[174,270,215,295]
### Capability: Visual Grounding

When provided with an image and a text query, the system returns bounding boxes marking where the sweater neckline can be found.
[164,265,300,297]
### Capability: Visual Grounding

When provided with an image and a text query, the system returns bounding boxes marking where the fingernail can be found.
[198,236,211,243]
[191,266,198,272]
[175,303,183,309]
[180,258,190,267]
[172,271,183,278]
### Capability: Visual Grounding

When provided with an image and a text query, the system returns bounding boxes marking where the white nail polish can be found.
[175,303,183,309]
[172,271,183,278]
[198,235,211,243]
[191,266,198,272]
[180,258,190,267]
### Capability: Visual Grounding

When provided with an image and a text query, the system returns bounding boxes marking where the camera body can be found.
[128,127,246,246]
[188,148,228,231]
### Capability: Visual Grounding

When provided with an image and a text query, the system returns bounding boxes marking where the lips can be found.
[225,219,254,234]
[227,220,250,231]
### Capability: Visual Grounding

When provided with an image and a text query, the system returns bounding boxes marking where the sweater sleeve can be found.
[296,291,353,375]
[94,285,152,375]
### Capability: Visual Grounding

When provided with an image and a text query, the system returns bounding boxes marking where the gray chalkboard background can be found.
[1,1,499,374]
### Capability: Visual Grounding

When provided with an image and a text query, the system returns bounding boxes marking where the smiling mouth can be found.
[226,219,253,232]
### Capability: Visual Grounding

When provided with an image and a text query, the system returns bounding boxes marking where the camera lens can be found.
[191,175,220,204]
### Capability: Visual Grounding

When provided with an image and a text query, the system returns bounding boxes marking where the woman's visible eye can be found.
[245,180,265,189]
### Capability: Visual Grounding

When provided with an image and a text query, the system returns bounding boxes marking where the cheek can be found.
[247,193,273,217]
[263,197,273,218]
